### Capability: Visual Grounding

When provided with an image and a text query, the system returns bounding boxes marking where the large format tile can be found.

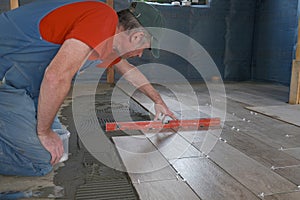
[178,130,220,144]
[112,136,178,183]
[225,121,300,149]
[191,106,241,122]
[220,125,300,168]
[264,191,300,200]
[133,179,200,200]
[194,141,298,195]
[145,132,203,160]
[225,90,286,106]
[274,166,300,185]
[246,105,300,126]
[283,148,300,160]
[172,157,260,200]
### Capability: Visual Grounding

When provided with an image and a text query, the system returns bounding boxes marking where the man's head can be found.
[114,2,165,59]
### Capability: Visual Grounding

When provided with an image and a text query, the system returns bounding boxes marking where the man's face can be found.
[113,30,151,59]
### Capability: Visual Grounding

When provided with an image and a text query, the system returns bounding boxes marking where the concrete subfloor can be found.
[1,81,300,200]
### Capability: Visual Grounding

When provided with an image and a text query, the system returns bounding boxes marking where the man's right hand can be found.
[38,130,64,165]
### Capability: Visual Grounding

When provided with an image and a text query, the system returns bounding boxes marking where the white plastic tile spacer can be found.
[258,192,264,198]
[285,134,292,138]
[279,147,285,151]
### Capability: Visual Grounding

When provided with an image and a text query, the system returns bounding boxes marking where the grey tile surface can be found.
[172,157,260,200]
[283,148,300,160]
[246,105,300,126]
[145,131,203,160]
[112,136,178,183]
[264,191,300,200]
[133,179,201,200]
[201,141,298,195]
[274,166,300,185]
[115,82,298,198]
[219,125,300,168]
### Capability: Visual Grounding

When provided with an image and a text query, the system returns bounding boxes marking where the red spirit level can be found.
[106,118,221,132]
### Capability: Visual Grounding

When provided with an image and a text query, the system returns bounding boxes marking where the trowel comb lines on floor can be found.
[105,118,221,132]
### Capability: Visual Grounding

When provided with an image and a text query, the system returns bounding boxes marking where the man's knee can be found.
[0,140,52,176]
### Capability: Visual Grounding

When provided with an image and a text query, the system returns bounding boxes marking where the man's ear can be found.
[129,31,145,46]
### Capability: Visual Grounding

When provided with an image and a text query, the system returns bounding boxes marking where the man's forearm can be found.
[114,59,176,120]
[135,82,165,105]
[36,39,92,134]
[37,75,71,134]
[114,60,165,105]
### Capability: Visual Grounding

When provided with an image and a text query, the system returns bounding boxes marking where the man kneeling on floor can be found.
[0,0,176,176]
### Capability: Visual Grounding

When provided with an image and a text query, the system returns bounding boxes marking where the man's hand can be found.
[38,130,63,165]
[154,103,177,121]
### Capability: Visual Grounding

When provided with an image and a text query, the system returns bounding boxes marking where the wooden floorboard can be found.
[172,157,260,200]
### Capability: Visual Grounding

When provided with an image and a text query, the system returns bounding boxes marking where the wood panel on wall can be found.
[10,0,19,10]
[289,19,300,104]
[106,0,115,84]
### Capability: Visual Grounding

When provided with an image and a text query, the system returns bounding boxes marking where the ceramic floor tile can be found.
[172,157,260,200]
[220,125,300,168]
[178,129,221,144]
[246,105,300,126]
[282,148,300,160]
[112,136,178,183]
[133,179,201,200]
[191,106,240,122]
[274,166,300,185]
[199,141,298,195]
[145,132,203,160]
[264,191,300,200]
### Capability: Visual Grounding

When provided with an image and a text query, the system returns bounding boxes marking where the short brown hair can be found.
[117,9,142,31]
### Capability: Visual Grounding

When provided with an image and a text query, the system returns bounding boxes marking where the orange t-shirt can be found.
[40,1,120,67]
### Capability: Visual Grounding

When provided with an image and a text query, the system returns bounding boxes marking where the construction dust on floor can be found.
[0,83,147,199]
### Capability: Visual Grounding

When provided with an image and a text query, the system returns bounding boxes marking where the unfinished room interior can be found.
[0,0,300,199]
